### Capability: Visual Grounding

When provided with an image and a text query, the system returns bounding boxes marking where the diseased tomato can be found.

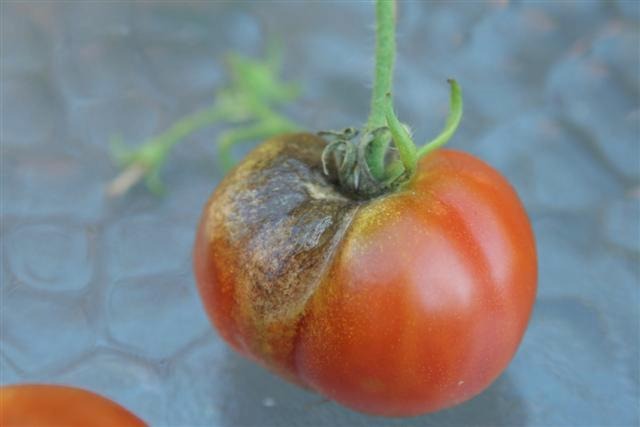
[0,384,147,427]
[193,133,537,416]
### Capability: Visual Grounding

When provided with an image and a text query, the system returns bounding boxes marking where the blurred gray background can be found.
[1,1,639,426]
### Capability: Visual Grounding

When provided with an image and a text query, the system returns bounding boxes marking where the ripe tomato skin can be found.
[194,133,536,416]
[0,384,147,427]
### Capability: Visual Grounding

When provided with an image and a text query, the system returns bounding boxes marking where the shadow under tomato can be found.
[217,351,528,427]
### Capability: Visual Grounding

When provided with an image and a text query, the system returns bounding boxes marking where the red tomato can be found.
[0,384,147,427]
[193,133,537,416]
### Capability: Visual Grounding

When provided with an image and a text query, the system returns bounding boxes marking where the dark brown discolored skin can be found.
[194,134,359,382]
[194,133,537,415]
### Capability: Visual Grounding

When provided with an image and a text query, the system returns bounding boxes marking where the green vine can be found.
[107,44,299,196]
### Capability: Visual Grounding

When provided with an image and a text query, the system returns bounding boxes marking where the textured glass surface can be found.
[1,2,639,426]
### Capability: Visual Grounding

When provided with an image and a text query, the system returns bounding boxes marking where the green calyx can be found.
[319,0,463,200]
[319,127,400,199]
[320,79,463,199]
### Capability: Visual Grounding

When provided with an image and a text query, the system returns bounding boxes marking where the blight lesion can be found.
[203,133,360,376]
[210,134,358,320]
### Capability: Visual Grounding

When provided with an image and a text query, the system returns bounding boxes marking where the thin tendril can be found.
[417,79,463,158]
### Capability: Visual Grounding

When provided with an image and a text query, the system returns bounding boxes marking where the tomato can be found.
[193,133,537,416]
[0,384,146,427]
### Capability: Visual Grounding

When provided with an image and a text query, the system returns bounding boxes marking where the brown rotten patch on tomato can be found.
[195,133,359,381]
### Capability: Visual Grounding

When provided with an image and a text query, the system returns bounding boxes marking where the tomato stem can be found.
[367,0,396,130]
[366,0,396,180]
[321,0,464,199]
[364,2,464,185]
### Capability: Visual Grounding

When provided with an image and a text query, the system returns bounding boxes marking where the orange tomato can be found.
[0,384,146,427]
[194,133,537,416]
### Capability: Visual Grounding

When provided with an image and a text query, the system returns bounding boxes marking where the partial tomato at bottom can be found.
[194,134,537,416]
[0,384,146,427]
